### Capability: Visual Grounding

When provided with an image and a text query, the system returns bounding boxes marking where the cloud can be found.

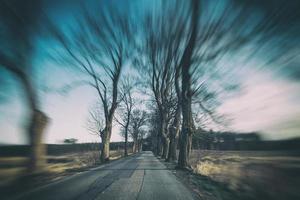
[218,69,300,139]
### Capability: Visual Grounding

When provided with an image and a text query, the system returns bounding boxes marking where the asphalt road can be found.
[14,151,195,200]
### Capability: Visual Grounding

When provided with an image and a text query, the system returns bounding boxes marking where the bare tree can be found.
[49,2,132,162]
[177,0,200,168]
[0,0,49,173]
[129,109,147,153]
[135,2,186,159]
[114,78,135,156]
[86,103,105,138]
[175,0,290,168]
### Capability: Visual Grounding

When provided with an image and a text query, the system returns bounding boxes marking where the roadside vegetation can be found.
[187,150,300,200]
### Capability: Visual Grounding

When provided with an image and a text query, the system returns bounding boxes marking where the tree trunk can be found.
[152,135,157,153]
[167,103,181,162]
[27,109,49,173]
[124,127,128,156]
[187,118,195,157]
[161,136,169,159]
[139,139,143,152]
[138,138,143,152]
[187,133,192,158]
[156,133,162,156]
[178,127,189,168]
[158,138,163,156]
[178,54,193,168]
[177,0,199,169]
[101,135,110,162]
[159,114,169,159]
[167,127,177,161]
[133,138,138,153]
[101,124,112,162]
[15,69,49,174]
[178,93,195,167]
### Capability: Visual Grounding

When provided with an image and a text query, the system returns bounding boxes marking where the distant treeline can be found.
[192,131,300,151]
[2,133,300,157]
[0,142,133,157]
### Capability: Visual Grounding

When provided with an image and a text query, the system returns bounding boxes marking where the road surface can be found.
[14,151,195,200]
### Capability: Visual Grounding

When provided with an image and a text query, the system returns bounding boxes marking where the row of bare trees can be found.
[1,0,298,174]
[134,0,296,168]
[136,0,212,168]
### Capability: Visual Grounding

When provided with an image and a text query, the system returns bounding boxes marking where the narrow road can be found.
[14,151,195,200]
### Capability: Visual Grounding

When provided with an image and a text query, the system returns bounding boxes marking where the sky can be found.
[1,66,300,144]
[217,69,300,140]
[0,0,299,144]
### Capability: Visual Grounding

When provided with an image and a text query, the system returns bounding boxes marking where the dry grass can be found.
[0,150,125,187]
[188,150,300,200]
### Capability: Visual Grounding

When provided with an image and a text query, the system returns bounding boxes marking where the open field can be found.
[188,150,300,200]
